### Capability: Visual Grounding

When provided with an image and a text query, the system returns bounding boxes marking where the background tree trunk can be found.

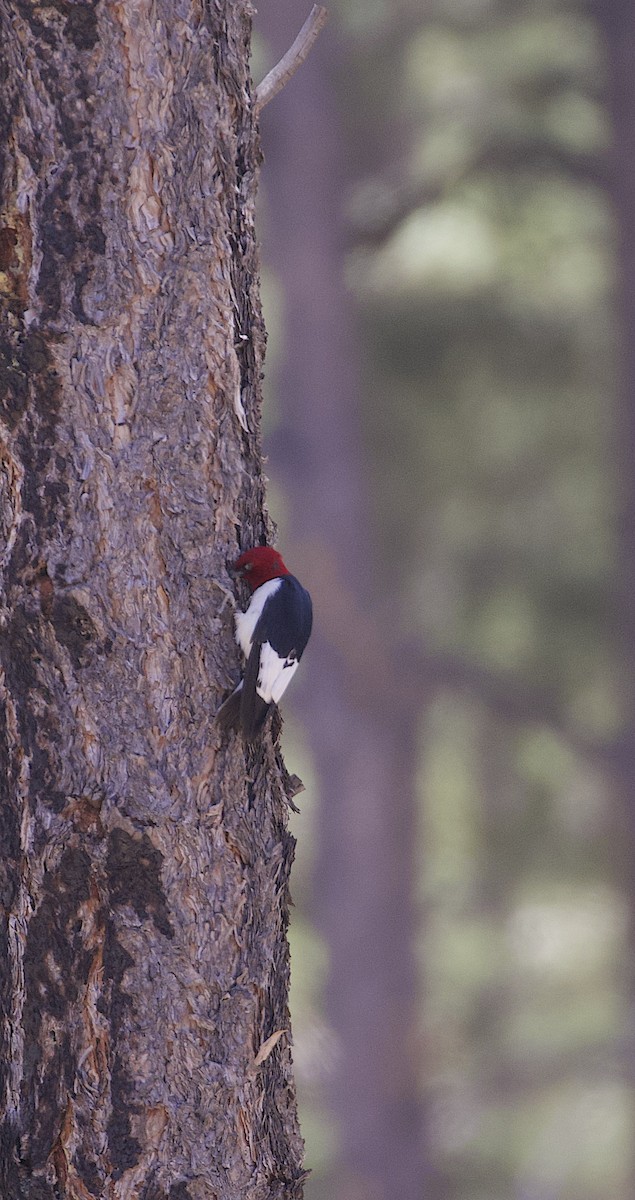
[258,7,429,1198]
[597,6,635,1192]
[0,2,304,1197]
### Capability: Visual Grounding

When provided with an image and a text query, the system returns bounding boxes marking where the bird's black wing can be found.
[256,576,313,660]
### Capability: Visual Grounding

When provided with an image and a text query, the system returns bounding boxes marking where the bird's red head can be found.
[233,546,290,591]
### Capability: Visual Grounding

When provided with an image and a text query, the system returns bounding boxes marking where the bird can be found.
[216,546,313,740]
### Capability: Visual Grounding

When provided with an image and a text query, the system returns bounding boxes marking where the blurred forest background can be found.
[254,2,635,1198]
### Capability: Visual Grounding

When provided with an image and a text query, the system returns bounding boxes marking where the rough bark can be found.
[258,7,429,1198]
[0,2,304,1197]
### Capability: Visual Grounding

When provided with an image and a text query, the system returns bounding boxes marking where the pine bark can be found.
[0,2,304,1197]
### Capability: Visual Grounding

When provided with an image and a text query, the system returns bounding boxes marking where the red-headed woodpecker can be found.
[217,546,313,740]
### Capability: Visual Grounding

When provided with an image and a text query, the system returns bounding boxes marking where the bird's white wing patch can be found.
[234,578,282,658]
[257,642,299,704]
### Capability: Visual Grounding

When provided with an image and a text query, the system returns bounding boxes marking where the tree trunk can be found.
[0,2,304,1197]
[258,7,429,1198]
[596,0,635,1184]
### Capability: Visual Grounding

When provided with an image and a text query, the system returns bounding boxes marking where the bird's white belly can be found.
[234,577,283,658]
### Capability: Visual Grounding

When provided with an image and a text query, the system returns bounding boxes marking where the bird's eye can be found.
[243,562,252,570]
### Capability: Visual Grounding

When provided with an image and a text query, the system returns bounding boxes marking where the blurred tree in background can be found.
[255,1,633,1198]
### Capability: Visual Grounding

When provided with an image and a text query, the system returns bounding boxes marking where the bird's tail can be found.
[216,685,242,735]
[216,682,271,741]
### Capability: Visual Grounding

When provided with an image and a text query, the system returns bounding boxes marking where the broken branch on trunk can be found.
[255,5,329,114]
